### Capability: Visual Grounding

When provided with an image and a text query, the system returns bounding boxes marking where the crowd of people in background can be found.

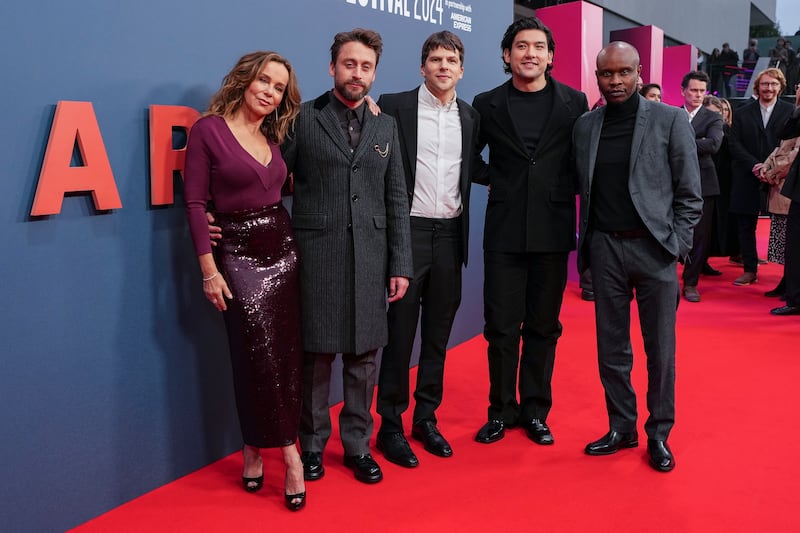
[706,37,799,98]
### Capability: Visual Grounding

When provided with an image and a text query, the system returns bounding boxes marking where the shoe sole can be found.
[584,441,639,456]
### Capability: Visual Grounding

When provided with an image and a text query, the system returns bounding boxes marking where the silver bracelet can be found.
[202,272,219,282]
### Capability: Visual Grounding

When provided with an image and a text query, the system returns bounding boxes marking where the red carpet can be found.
[74,227,799,532]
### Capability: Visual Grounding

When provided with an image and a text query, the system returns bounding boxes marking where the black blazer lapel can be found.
[488,81,529,159]
[457,98,476,197]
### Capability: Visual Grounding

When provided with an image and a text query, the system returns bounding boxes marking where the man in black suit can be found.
[680,71,723,302]
[729,68,794,286]
[574,42,702,472]
[471,16,588,446]
[374,31,481,467]
[772,88,800,316]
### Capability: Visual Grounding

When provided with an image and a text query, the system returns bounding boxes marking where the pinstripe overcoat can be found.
[283,92,413,355]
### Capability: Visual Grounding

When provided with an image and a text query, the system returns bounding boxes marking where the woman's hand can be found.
[365,95,382,116]
[203,272,233,311]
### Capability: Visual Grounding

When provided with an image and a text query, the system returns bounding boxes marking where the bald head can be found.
[595,41,642,105]
[596,41,640,69]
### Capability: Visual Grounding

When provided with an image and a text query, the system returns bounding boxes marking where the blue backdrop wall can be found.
[0,1,511,531]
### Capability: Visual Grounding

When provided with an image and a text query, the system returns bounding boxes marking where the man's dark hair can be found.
[681,70,710,89]
[500,16,555,75]
[421,31,465,65]
[330,28,383,66]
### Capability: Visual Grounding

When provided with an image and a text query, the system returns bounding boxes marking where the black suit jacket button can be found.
[352,194,359,202]
[352,165,359,172]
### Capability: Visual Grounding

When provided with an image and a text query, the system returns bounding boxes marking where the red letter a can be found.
[31,101,122,216]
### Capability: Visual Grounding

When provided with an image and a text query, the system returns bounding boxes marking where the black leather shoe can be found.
[584,430,638,455]
[376,432,419,467]
[475,419,505,444]
[647,439,675,472]
[770,305,800,316]
[300,451,324,481]
[343,453,383,484]
[523,418,554,445]
[581,288,595,301]
[701,263,722,276]
[411,421,453,457]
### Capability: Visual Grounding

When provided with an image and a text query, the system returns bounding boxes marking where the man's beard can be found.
[336,79,371,102]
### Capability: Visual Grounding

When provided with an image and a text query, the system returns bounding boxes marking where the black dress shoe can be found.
[647,439,675,472]
[300,451,324,481]
[475,419,505,444]
[770,305,800,316]
[701,263,722,276]
[581,288,595,301]
[376,432,419,467]
[343,453,383,484]
[523,418,554,445]
[411,421,453,457]
[584,430,638,456]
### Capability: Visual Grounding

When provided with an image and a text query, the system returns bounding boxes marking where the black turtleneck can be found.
[508,80,554,155]
[590,93,646,232]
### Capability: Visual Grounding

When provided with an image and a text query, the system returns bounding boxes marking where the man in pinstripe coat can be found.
[282,29,413,485]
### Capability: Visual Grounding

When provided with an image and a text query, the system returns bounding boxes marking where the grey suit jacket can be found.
[283,92,413,354]
[574,95,703,272]
[376,86,481,265]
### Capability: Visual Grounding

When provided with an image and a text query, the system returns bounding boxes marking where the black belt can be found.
[605,229,650,239]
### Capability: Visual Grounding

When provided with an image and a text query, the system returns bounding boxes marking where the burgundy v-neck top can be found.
[184,115,288,255]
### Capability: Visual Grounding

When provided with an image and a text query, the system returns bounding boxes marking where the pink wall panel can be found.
[662,45,698,106]
[537,1,603,107]
[609,26,664,86]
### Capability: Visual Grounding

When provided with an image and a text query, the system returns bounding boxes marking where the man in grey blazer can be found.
[680,70,723,302]
[282,28,413,484]
[374,31,481,467]
[574,42,702,472]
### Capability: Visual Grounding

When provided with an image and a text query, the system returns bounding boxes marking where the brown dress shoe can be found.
[733,272,757,286]
[683,286,701,302]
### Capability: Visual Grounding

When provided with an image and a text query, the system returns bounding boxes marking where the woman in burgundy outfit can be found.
[184,51,305,511]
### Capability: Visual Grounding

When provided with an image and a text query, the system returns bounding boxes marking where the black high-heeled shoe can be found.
[285,491,306,511]
[242,474,264,493]
[242,448,263,492]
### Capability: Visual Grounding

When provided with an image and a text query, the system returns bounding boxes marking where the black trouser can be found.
[377,216,462,434]
[736,213,759,273]
[483,250,568,424]
[683,196,716,286]
[785,201,800,307]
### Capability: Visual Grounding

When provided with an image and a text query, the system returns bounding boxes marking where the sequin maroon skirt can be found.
[215,203,302,448]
